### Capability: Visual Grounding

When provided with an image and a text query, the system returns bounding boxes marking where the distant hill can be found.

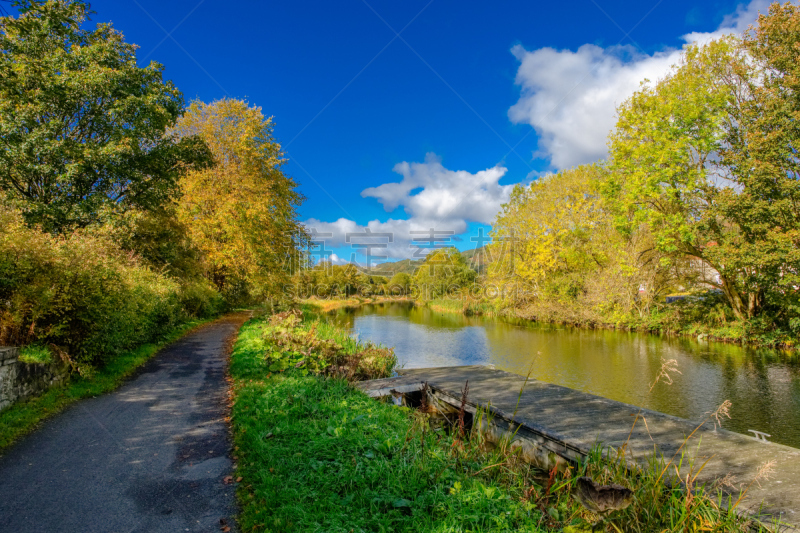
[359,258,423,277]
[360,247,490,277]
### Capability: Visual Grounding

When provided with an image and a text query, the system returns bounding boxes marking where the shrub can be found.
[262,309,396,381]
[0,205,191,369]
[179,279,226,318]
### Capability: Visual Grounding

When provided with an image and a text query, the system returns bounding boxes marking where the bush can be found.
[0,205,195,369]
[179,279,226,318]
[262,309,396,381]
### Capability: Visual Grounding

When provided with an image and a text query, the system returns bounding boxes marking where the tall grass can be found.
[259,308,396,381]
[300,295,415,313]
[455,359,777,531]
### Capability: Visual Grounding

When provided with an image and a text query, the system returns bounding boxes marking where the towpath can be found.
[0,313,250,533]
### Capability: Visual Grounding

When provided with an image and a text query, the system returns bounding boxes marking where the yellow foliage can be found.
[0,203,190,367]
[173,99,307,301]
[491,165,610,287]
[488,164,676,322]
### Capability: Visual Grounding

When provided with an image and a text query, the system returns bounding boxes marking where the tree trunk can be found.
[720,273,747,320]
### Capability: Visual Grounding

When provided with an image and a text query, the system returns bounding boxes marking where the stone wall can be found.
[0,347,69,411]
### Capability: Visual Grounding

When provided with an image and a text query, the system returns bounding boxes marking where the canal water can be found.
[325,302,800,448]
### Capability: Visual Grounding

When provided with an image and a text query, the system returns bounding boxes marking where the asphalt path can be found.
[0,313,250,533]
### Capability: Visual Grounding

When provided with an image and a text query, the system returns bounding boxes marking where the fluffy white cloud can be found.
[362,153,512,226]
[508,0,772,169]
[304,154,511,262]
[327,253,351,265]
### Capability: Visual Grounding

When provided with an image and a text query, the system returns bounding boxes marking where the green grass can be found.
[230,314,550,533]
[427,298,500,317]
[229,312,770,533]
[18,344,54,364]
[0,316,216,453]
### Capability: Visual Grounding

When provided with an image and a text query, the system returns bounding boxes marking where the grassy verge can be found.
[426,297,499,317]
[229,313,549,532]
[229,311,763,532]
[0,316,217,453]
[300,296,415,313]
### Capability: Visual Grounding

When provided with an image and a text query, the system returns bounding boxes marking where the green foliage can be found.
[292,262,361,298]
[93,207,203,280]
[607,37,764,321]
[412,247,477,301]
[607,26,800,325]
[607,40,734,248]
[388,272,412,295]
[356,274,389,296]
[713,3,800,322]
[178,279,225,319]
[261,308,396,381]
[0,203,211,368]
[0,0,211,232]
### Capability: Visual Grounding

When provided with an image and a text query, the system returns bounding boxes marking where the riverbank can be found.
[228,309,761,532]
[421,297,799,351]
[300,295,416,312]
[0,316,219,453]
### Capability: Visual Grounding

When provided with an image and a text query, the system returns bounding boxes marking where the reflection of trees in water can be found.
[335,302,800,447]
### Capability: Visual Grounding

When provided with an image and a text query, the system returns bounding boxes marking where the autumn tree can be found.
[715,2,800,325]
[0,0,210,232]
[173,99,307,302]
[607,38,757,318]
[412,247,476,300]
[609,24,800,323]
[489,164,675,322]
[388,272,411,295]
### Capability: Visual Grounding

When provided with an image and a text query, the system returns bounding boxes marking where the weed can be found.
[18,344,53,364]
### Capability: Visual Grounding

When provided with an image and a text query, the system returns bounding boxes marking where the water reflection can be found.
[326,302,800,448]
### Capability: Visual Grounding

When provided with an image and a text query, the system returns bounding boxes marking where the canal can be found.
[325,302,800,448]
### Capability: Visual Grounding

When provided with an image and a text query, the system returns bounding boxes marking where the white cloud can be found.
[362,153,512,225]
[508,0,772,169]
[304,154,512,262]
[327,253,350,265]
[684,0,773,44]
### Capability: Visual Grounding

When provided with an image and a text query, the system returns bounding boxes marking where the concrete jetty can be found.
[357,365,800,529]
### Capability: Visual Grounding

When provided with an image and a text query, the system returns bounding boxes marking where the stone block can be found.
[0,347,70,413]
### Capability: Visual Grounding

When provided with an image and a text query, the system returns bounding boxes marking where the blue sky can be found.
[39,0,774,265]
